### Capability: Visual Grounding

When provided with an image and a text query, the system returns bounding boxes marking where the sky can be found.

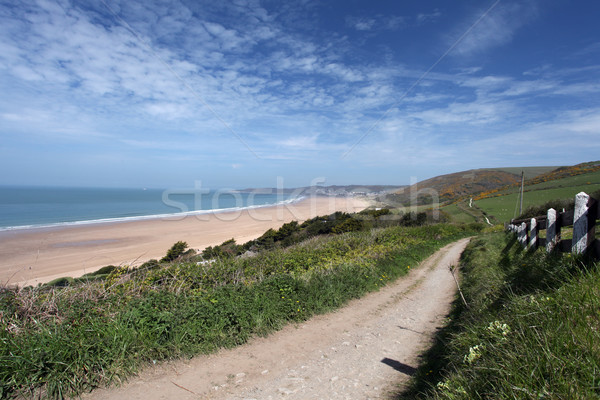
[0,0,599,189]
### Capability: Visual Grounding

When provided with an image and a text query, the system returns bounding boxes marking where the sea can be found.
[0,186,299,231]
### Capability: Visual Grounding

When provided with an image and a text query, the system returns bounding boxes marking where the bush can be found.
[139,259,159,270]
[202,239,243,259]
[331,217,363,233]
[45,277,73,287]
[84,265,118,277]
[160,241,188,262]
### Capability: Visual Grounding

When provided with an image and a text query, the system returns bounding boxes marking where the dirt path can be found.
[85,238,471,400]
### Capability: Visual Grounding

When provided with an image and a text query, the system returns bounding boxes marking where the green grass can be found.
[475,182,600,222]
[482,166,600,198]
[441,204,478,224]
[397,232,600,399]
[467,170,600,223]
[0,223,480,399]
[485,166,558,180]
[506,169,600,194]
[437,168,600,224]
[440,201,494,225]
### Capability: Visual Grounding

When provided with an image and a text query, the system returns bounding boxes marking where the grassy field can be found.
[475,181,600,222]
[489,169,600,197]
[397,231,600,399]
[440,203,478,224]
[0,221,480,399]
[485,165,558,180]
[440,202,488,224]
[441,170,600,223]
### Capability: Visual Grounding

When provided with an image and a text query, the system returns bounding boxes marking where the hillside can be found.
[439,161,600,224]
[483,166,558,180]
[377,166,563,208]
[379,169,521,207]
[371,161,599,224]
[472,161,600,223]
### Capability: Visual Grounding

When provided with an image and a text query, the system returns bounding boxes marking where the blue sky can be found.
[1,0,599,189]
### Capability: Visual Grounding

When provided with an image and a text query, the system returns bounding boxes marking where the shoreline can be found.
[0,196,371,287]
[0,195,306,233]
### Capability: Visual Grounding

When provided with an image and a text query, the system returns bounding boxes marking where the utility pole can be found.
[519,170,524,216]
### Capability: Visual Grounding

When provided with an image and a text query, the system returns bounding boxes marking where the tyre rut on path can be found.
[85,238,471,400]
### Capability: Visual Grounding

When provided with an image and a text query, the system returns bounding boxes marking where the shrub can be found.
[160,241,188,262]
[202,239,243,259]
[84,265,118,276]
[139,259,159,270]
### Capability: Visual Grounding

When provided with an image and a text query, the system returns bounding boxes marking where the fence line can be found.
[506,192,599,258]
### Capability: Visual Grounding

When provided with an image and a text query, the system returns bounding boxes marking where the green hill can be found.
[375,161,600,224]
[483,166,558,180]
[437,161,600,224]
[380,169,521,208]
[472,161,600,223]
[380,166,559,209]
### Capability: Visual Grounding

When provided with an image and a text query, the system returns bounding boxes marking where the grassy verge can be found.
[0,223,478,399]
[397,231,600,399]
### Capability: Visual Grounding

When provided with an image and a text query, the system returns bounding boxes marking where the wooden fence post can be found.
[546,208,557,252]
[529,218,538,249]
[573,192,590,254]
[587,196,597,257]
[519,222,527,248]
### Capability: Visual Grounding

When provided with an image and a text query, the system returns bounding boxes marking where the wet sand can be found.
[0,197,370,287]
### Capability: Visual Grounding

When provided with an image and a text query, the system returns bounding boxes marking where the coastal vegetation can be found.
[398,231,600,399]
[160,241,190,262]
[201,208,425,258]
[0,210,480,399]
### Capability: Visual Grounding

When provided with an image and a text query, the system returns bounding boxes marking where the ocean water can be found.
[0,186,298,231]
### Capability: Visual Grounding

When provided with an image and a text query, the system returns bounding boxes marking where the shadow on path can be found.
[381,358,417,376]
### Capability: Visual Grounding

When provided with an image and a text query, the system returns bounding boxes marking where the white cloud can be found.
[412,101,506,126]
[452,2,537,56]
[353,18,376,31]
[346,15,407,32]
[144,102,191,119]
[416,9,441,24]
[278,134,320,150]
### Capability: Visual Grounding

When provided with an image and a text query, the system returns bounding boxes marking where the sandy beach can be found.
[0,196,370,287]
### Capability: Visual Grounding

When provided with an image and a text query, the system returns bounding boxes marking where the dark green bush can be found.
[160,241,188,262]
